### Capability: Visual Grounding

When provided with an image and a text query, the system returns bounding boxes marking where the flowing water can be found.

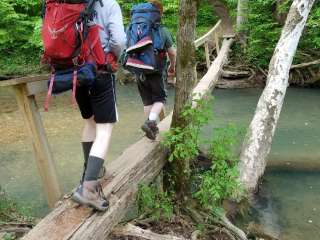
[0,85,319,239]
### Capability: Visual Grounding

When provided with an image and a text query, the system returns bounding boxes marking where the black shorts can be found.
[76,72,118,123]
[137,73,167,106]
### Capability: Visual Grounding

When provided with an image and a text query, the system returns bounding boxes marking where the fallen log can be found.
[221,70,251,79]
[216,79,256,89]
[291,59,320,69]
[112,223,187,240]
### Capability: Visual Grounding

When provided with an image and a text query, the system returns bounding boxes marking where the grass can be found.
[0,187,34,224]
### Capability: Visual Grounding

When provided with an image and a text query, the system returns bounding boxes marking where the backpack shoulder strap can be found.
[86,0,103,12]
[80,0,103,20]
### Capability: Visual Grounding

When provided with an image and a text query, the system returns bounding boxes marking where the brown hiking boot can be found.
[141,120,159,140]
[72,181,109,212]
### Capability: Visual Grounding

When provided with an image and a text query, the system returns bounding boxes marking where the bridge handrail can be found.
[194,20,222,48]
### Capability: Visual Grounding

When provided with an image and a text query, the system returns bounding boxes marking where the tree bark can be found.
[239,0,316,192]
[172,0,198,128]
[170,0,198,196]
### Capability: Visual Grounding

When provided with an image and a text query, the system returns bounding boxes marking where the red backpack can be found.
[42,0,106,110]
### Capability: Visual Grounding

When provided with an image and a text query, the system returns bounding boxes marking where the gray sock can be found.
[84,156,105,181]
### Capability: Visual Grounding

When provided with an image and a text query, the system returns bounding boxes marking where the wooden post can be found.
[13,84,61,207]
[215,33,220,54]
[204,42,211,69]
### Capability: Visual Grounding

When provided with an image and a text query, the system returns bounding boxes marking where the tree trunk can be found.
[170,0,198,196]
[236,0,248,42]
[239,0,316,192]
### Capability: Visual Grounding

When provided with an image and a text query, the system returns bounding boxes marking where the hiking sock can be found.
[84,156,105,181]
[81,142,93,183]
[148,112,158,121]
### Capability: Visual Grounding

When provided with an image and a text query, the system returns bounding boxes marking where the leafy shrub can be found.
[194,125,244,214]
[137,184,173,221]
[163,96,212,164]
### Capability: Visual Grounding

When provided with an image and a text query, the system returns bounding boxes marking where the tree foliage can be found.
[0,0,42,52]
[0,0,319,74]
[241,0,320,67]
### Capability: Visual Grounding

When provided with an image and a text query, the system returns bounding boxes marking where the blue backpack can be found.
[124,3,166,75]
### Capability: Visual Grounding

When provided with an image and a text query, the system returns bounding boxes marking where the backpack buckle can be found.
[76,22,84,33]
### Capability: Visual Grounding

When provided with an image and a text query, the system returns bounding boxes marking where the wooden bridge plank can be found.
[13,84,61,208]
[0,75,48,87]
[26,80,48,96]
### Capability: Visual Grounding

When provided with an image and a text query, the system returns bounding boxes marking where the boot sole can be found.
[72,192,109,212]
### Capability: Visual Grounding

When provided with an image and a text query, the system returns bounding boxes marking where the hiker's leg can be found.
[80,117,96,182]
[73,73,117,211]
[144,105,152,118]
[140,73,167,140]
[82,117,96,142]
[76,87,95,182]
[149,73,167,117]
[149,102,164,121]
[137,76,153,113]
[89,123,114,159]
[83,123,113,188]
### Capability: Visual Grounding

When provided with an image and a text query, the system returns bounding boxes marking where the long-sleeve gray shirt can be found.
[94,0,126,58]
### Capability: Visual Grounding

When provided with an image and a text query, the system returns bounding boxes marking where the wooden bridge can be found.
[0,21,234,239]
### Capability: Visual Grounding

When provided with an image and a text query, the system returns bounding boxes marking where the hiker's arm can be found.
[107,2,126,58]
[167,47,176,76]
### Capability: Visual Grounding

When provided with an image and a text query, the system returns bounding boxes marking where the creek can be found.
[0,85,319,239]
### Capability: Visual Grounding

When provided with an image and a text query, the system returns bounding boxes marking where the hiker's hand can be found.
[104,52,118,73]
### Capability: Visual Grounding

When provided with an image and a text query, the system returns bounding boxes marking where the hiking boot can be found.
[72,182,109,212]
[141,120,159,140]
